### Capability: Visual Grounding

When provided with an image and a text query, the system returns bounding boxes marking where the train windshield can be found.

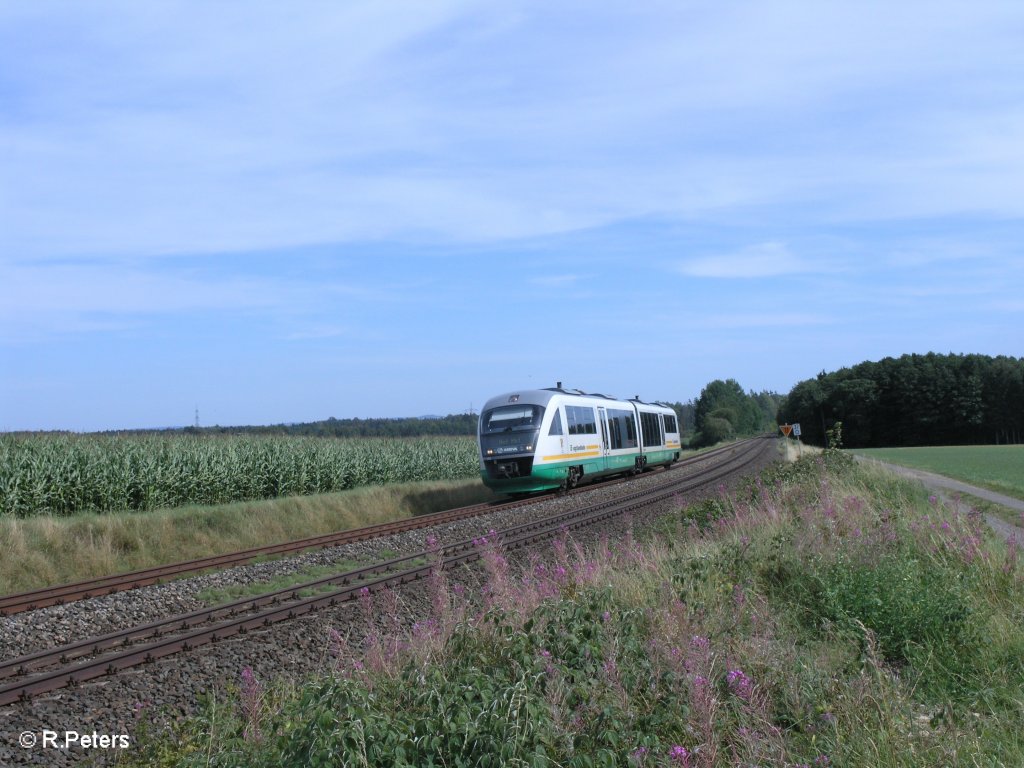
[481,405,545,433]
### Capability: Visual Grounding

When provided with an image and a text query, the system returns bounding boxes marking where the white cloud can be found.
[530,274,578,287]
[677,243,821,279]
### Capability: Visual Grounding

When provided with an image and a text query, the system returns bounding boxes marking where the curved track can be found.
[0,437,772,705]
[0,440,747,616]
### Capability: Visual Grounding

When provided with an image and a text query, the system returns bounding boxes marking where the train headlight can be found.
[486,448,494,456]
[525,445,533,452]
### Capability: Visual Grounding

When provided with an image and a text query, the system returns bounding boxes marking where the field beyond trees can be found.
[123,452,1024,767]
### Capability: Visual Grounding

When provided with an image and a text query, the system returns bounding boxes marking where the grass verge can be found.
[954,492,1024,529]
[119,451,1024,767]
[0,479,493,596]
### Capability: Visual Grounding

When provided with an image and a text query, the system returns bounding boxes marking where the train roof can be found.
[481,386,676,413]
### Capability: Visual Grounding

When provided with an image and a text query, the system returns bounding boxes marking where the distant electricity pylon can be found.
[194,407,200,429]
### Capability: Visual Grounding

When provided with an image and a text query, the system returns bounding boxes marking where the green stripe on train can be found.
[481,450,678,493]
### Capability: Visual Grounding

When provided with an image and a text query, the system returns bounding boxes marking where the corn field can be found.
[0,434,480,518]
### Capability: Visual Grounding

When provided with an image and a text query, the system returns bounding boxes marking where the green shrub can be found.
[812,555,978,664]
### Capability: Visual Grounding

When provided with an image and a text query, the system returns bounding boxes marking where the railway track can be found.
[0,437,771,706]
[0,440,746,616]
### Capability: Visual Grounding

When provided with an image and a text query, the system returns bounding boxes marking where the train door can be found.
[597,407,611,467]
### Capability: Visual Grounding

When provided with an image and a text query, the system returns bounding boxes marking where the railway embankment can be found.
[10,443,1017,767]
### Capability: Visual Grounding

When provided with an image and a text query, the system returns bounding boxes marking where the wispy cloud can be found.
[689,312,832,330]
[991,300,1024,313]
[278,325,353,341]
[530,274,578,286]
[0,260,304,344]
[676,243,820,279]
[3,3,1023,259]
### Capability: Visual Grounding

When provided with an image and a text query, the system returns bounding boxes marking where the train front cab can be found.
[478,395,558,494]
[478,392,617,494]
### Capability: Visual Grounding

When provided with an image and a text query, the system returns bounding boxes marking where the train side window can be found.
[566,405,597,435]
[548,408,564,436]
[664,414,678,434]
[609,417,622,449]
[608,409,633,449]
[640,412,663,447]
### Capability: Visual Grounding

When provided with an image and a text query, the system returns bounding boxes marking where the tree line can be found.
[215,387,780,447]
[87,384,782,446]
[777,353,1024,447]
[674,380,784,447]
[174,414,479,439]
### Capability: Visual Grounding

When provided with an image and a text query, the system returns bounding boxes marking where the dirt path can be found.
[854,455,1024,542]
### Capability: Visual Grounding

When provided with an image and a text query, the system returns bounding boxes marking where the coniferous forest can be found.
[777,353,1024,448]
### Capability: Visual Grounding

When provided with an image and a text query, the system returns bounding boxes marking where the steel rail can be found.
[0,438,771,705]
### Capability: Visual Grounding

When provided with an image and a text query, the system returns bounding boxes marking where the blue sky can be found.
[1,2,1022,431]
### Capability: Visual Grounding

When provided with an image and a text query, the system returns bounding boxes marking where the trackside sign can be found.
[779,424,793,437]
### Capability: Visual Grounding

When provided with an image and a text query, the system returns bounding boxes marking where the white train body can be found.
[478,386,681,493]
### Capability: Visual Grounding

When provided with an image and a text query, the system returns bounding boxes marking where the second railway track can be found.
[0,437,773,706]
[0,439,749,617]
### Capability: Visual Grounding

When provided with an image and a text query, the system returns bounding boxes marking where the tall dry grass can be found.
[0,479,492,595]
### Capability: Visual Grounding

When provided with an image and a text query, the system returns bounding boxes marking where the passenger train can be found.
[477,384,681,493]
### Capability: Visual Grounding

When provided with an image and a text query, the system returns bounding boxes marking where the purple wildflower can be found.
[1005,535,1018,574]
[726,668,753,700]
[668,744,692,766]
[328,627,345,659]
[240,666,262,742]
